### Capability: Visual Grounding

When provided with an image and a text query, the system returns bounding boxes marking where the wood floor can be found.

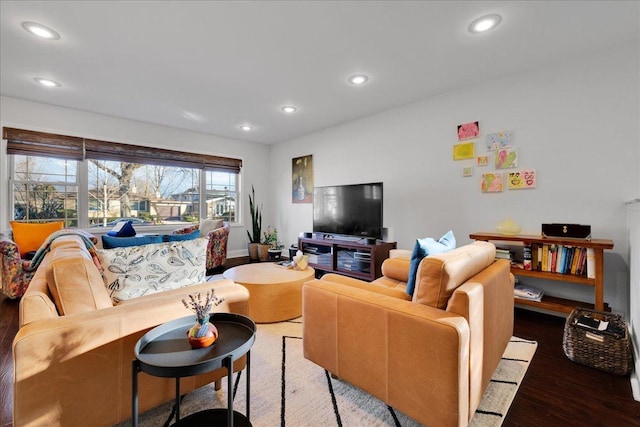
[1,294,638,426]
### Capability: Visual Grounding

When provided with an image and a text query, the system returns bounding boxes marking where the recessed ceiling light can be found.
[281,106,297,114]
[348,74,369,85]
[22,21,60,40]
[240,125,253,132]
[468,14,502,34]
[34,77,61,87]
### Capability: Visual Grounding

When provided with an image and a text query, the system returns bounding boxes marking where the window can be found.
[11,154,79,226]
[4,127,242,228]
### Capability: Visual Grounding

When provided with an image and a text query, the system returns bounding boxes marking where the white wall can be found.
[0,96,271,257]
[271,41,639,316]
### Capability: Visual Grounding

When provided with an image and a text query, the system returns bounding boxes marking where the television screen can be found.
[313,182,383,240]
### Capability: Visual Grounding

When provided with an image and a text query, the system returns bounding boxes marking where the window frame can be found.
[4,127,242,229]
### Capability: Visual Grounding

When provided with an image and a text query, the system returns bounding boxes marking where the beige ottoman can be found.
[223,263,315,323]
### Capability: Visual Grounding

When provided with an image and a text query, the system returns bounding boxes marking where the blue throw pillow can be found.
[406,230,456,297]
[101,234,163,249]
[163,229,201,242]
[106,220,137,237]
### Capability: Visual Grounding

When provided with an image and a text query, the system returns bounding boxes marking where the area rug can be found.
[121,319,537,427]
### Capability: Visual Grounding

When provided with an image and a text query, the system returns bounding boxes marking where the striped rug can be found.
[124,318,537,427]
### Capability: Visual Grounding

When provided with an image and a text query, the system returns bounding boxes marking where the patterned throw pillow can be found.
[97,237,208,303]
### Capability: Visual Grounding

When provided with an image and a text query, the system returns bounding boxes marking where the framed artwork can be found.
[453,142,475,160]
[507,169,536,189]
[495,148,517,169]
[457,121,479,141]
[481,172,503,193]
[463,167,473,177]
[292,155,313,203]
[477,155,489,166]
[485,131,512,151]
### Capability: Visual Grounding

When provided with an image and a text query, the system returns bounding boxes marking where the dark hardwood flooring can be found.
[1,291,638,426]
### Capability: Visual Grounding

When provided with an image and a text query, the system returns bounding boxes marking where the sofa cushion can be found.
[406,230,456,296]
[97,238,208,303]
[412,241,496,309]
[164,229,201,242]
[200,218,224,236]
[101,234,163,249]
[106,220,137,237]
[10,221,64,257]
[46,256,113,315]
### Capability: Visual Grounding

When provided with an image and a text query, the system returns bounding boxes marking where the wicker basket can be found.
[563,308,632,375]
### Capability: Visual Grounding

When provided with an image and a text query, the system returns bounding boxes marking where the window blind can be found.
[3,127,84,160]
[3,127,242,172]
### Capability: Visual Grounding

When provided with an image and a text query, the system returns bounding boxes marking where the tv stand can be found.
[298,236,396,281]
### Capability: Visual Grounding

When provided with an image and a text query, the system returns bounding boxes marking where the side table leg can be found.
[132,360,139,427]
[225,356,233,427]
[176,377,181,421]
[246,351,251,421]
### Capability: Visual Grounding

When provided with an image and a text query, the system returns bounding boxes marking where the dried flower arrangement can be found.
[182,289,225,339]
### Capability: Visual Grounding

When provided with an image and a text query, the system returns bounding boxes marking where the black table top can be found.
[134,312,256,378]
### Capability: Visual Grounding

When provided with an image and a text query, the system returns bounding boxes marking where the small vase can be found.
[187,317,218,349]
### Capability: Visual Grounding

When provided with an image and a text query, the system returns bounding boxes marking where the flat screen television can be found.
[313,182,383,240]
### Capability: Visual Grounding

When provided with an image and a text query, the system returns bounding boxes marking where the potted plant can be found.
[246,185,263,261]
[264,226,283,261]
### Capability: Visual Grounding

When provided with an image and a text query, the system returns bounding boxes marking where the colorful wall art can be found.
[507,169,536,189]
[495,148,517,169]
[481,172,503,193]
[457,121,479,141]
[477,155,489,166]
[463,167,473,177]
[453,141,475,160]
[485,131,512,150]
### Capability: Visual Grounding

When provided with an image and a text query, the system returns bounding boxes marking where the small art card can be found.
[495,148,517,169]
[507,169,536,189]
[453,141,475,160]
[463,167,473,177]
[457,121,479,141]
[481,172,503,193]
[485,130,513,151]
[477,155,489,166]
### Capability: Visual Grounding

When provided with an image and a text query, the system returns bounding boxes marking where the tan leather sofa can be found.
[13,235,250,427]
[302,241,514,427]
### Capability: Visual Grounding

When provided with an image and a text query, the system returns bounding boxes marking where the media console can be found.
[298,236,396,281]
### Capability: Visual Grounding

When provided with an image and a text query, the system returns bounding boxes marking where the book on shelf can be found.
[495,247,513,261]
[523,244,532,270]
[514,284,544,302]
[586,247,596,279]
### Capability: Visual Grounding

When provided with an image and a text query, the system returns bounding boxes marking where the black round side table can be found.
[132,312,256,427]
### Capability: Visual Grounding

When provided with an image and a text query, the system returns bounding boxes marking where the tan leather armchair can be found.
[302,241,514,427]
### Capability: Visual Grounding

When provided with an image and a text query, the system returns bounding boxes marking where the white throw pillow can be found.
[97,237,208,303]
[200,218,224,236]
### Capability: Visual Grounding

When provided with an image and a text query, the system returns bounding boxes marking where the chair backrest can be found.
[412,241,496,308]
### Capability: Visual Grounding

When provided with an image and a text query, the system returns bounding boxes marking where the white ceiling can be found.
[1,1,638,144]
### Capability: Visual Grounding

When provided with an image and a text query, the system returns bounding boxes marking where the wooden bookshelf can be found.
[470,232,614,314]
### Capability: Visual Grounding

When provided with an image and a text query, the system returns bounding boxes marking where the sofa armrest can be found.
[320,273,410,300]
[0,233,33,299]
[303,279,471,427]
